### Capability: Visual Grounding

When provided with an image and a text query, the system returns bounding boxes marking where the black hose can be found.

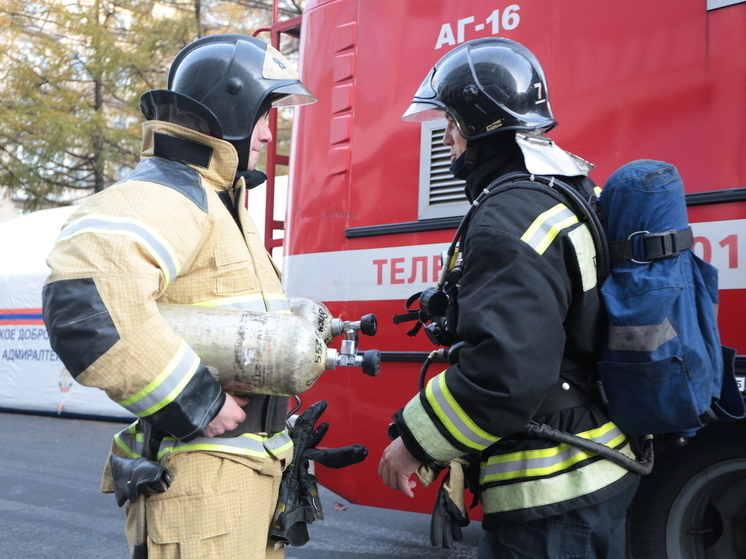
[419,355,434,391]
[521,422,654,475]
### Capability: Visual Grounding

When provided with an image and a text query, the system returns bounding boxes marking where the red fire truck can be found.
[257,1,746,557]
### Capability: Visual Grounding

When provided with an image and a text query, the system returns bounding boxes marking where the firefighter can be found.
[379,38,640,558]
[42,35,319,558]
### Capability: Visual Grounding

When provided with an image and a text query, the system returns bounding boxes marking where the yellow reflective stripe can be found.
[113,423,142,458]
[426,373,501,451]
[192,293,288,313]
[160,441,267,458]
[158,431,291,460]
[481,422,626,483]
[567,224,597,291]
[520,203,579,255]
[263,432,294,456]
[402,394,463,461]
[57,214,180,286]
[118,341,200,417]
[480,443,633,515]
[192,293,265,310]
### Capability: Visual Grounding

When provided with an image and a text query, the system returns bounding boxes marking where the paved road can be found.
[0,412,480,558]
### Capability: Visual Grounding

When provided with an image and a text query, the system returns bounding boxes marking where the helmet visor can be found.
[401,66,442,122]
[401,102,446,122]
[270,82,318,107]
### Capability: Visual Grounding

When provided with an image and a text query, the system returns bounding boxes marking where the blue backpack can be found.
[596,160,745,437]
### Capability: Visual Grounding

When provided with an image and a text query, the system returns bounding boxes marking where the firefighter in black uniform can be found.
[378,38,640,559]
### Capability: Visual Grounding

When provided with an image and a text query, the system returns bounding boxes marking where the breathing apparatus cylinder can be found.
[158,302,380,396]
[158,303,330,396]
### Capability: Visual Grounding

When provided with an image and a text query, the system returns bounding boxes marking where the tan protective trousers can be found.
[125,451,285,559]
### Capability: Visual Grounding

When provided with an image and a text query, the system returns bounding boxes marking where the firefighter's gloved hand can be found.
[270,400,368,548]
[109,454,172,507]
[417,459,470,548]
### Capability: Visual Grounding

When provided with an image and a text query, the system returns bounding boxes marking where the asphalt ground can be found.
[0,412,480,558]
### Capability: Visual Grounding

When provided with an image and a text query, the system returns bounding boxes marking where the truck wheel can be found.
[627,422,746,559]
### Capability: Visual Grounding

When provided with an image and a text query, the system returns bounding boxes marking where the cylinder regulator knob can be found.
[362,350,381,377]
[360,314,378,336]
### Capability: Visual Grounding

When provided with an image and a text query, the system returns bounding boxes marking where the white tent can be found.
[0,206,133,420]
[0,178,285,420]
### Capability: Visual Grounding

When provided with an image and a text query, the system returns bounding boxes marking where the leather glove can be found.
[270,400,368,547]
[109,421,172,508]
[416,458,470,548]
[109,454,172,507]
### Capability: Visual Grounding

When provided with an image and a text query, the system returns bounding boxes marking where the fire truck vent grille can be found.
[418,122,469,220]
[428,126,466,205]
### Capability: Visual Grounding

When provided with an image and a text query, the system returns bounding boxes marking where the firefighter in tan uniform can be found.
[42,35,326,559]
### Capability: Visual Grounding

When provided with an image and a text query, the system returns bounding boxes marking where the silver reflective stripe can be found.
[262,431,293,457]
[481,423,626,482]
[403,395,464,461]
[265,294,290,312]
[113,424,291,460]
[481,442,633,515]
[425,373,501,451]
[114,423,143,458]
[159,431,290,459]
[57,215,180,286]
[520,204,579,255]
[117,341,200,417]
[608,317,678,352]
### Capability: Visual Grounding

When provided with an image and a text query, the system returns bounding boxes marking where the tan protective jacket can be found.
[43,121,292,462]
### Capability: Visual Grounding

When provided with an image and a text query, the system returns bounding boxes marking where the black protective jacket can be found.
[395,146,638,525]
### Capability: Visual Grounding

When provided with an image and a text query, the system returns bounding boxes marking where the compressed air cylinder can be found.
[158,303,329,396]
[287,296,333,346]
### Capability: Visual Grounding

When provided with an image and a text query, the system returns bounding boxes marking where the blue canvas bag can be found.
[597,160,744,436]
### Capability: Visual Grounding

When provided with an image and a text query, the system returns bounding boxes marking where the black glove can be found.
[109,455,172,507]
[270,400,368,547]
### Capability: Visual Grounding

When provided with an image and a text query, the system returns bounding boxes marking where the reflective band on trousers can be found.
[117,340,200,417]
[480,422,627,483]
[520,203,579,255]
[114,422,293,460]
[57,214,180,287]
[192,293,290,313]
[426,373,501,451]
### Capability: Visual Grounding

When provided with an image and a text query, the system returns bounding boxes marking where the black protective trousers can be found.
[477,478,640,559]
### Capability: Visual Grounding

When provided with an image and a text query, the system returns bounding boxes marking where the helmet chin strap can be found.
[464,142,479,174]
[232,96,276,174]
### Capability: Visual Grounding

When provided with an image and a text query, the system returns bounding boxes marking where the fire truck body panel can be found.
[281,0,746,550]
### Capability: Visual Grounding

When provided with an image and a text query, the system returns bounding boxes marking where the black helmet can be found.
[402,38,556,139]
[141,34,316,171]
